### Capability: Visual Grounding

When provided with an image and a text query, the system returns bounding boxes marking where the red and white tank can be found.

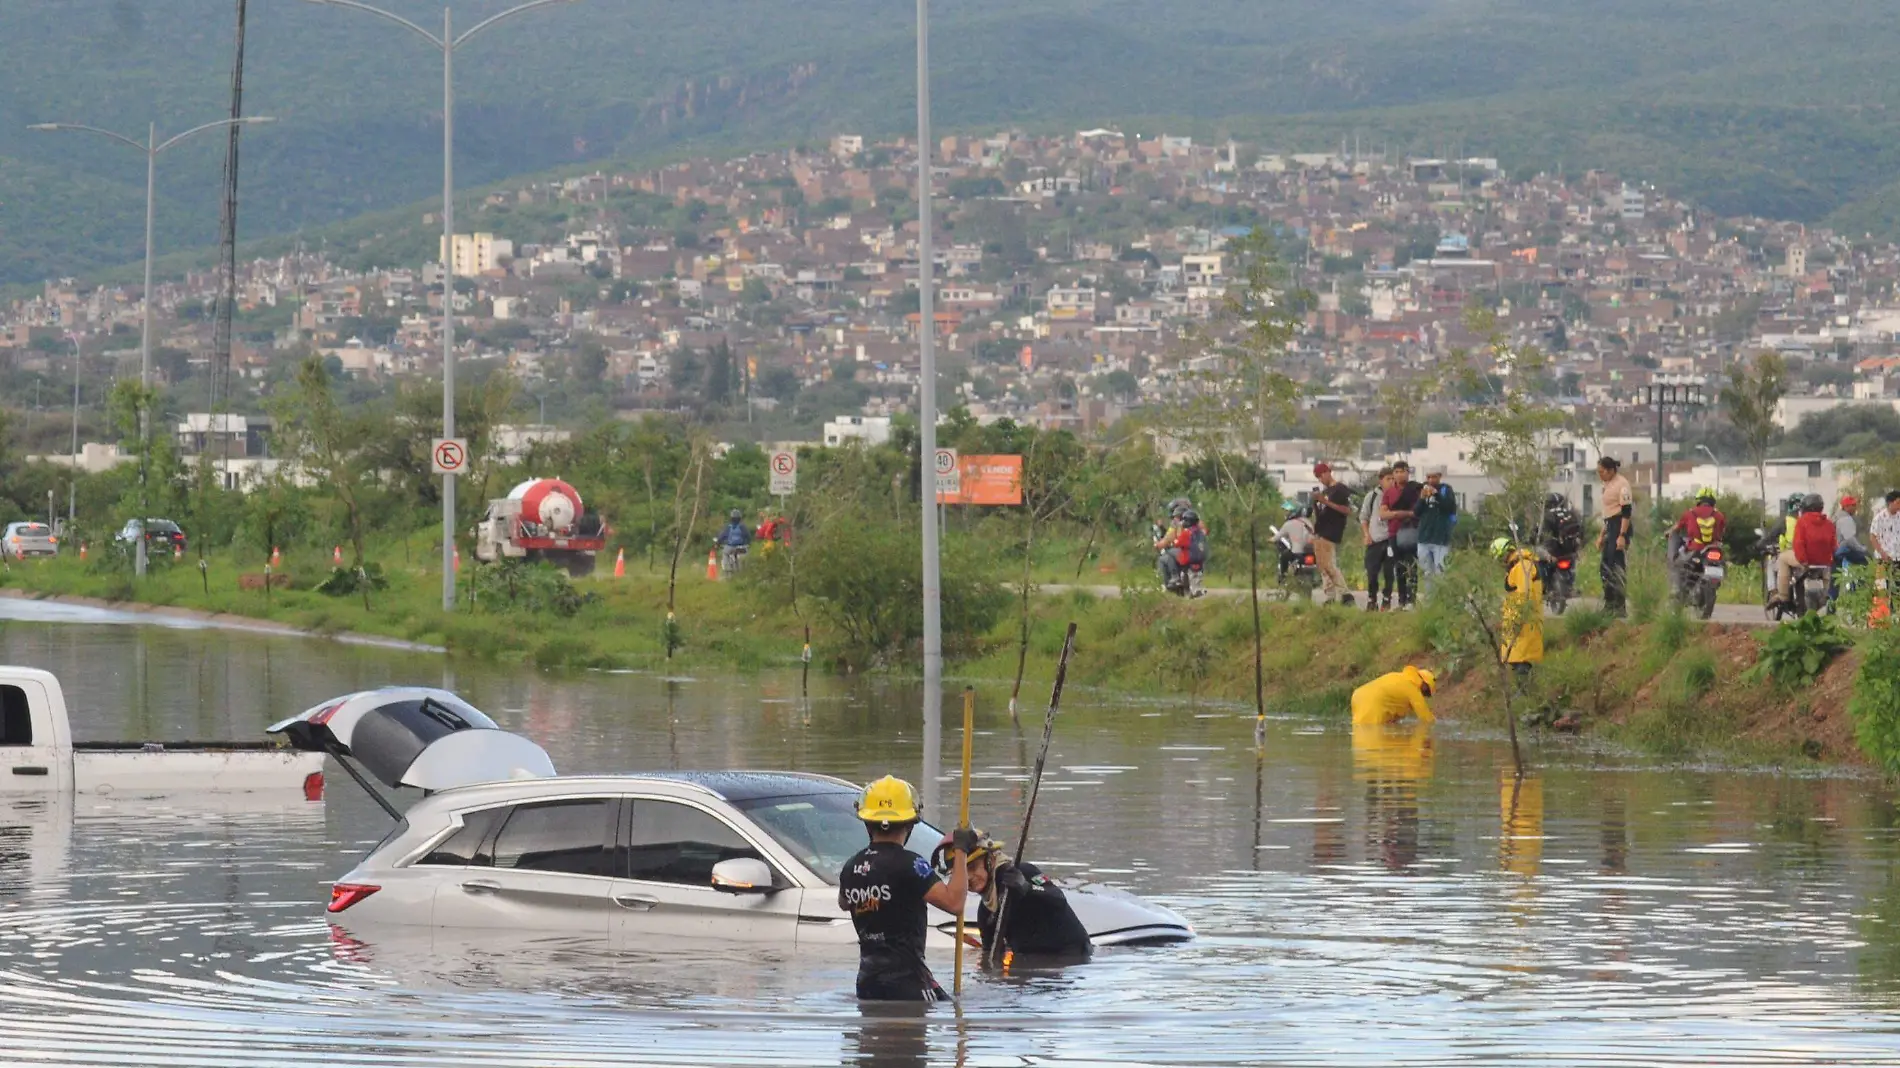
[508,478,583,534]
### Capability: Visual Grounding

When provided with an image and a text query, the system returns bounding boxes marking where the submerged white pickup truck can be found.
[0,666,326,795]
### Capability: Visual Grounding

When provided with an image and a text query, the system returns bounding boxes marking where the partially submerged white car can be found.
[271,689,1192,947]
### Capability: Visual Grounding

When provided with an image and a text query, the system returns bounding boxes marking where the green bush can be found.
[774,504,1008,663]
[315,562,389,597]
[1747,613,1852,688]
[467,560,593,617]
[1560,607,1613,643]
[1848,629,1900,775]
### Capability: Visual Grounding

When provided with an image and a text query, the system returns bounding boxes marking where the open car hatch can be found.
[268,688,555,791]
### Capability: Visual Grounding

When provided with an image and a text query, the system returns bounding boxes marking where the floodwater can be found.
[1,600,1898,1066]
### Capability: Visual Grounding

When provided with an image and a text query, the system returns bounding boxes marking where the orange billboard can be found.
[937,454,1023,506]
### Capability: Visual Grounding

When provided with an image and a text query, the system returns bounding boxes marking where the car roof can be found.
[411,770,858,812]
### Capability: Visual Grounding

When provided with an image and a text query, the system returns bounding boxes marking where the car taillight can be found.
[303,770,325,802]
[327,883,380,913]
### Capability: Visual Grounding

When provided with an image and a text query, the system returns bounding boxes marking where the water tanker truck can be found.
[472,478,609,577]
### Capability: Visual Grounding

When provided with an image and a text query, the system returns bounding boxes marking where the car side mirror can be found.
[710,857,776,895]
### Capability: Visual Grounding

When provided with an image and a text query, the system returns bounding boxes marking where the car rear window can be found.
[147,521,182,534]
[417,806,507,866]
[16,524,49,537]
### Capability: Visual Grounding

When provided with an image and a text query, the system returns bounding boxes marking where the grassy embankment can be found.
[0,541,1860,769]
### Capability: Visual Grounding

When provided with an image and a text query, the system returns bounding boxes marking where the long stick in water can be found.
[987,621,1076,967]
[954,687,974,998]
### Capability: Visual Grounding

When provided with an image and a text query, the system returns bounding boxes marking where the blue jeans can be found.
[1418,542,1451,576]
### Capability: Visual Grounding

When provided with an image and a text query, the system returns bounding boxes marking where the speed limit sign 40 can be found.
[431,438,469,475]
[769,450,797,495]
[933,448,960,496]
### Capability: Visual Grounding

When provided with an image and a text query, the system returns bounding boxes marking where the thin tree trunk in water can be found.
[1250,518,1265,743]
[665,451,707,658]
[1010,514,1035,719]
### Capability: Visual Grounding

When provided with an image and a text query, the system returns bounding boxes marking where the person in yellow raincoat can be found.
[1494,538,1545,680]
[1350,665,1436,726]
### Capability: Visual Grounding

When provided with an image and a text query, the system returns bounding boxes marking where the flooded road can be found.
[1,603,1898,1065]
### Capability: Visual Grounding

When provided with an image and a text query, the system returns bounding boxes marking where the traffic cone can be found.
[453,546,461,574]
[173,542,182,560]
[706,547,719,580]
[332,545,343,566]
[78,542,87,561]
[613,548,626,578]
[270,546,281,568]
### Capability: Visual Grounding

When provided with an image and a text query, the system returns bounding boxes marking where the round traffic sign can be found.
[434,440,467,473]
[772,452,796,475]
[934,449,956,475]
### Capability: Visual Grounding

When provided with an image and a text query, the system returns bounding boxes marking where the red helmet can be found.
[1842,495,1859,511]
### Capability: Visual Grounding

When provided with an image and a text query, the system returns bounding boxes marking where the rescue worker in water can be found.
[1350,665,1438,726]
[838,775,975,1002]
[963,830,1092,963]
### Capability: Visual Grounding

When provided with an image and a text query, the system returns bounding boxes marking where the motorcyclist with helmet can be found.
[714,508,752,574]
[1163,509,1209,595]
[839,776,974,1002]
[1670,487,1727,594]
[1774,493,1837,613]
[1835,495,1869,568]
[1276,501,1316,583]
[1153,498,1190,582]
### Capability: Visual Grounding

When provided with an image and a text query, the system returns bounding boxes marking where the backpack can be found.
[1186,527,1208,567]
[1550,507,1582,550]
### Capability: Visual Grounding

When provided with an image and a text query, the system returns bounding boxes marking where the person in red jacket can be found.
[1673,488,1727,553]
[1776,493,1837,609]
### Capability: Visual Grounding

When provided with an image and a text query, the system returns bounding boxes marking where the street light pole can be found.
[29,115,275,576]
[1697,444,1720,495]
[68,333,81,528]
[915,0,942,816]
[300,0,581,612]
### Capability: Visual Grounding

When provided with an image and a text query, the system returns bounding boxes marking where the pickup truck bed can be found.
[2,667,326,796]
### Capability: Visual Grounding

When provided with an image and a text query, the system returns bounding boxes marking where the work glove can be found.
[996,865,1030,894]
[951,826,981,855]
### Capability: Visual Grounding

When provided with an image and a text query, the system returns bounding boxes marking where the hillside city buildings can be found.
[8,129,1899,510]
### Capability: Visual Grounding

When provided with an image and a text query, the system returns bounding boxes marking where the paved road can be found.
[1038,583,1774,627]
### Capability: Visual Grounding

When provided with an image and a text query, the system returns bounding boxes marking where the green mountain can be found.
[6,0,1900,287]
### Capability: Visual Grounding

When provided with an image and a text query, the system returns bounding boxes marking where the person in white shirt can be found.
[1873,491,1900,565]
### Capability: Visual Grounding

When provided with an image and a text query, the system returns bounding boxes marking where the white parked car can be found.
[270,689,1193,947]
[1,521,57,559]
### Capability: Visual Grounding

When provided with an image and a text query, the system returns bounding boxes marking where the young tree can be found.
[272,355,371,567]
[1451,308,1566,538]
[1720,351,1787,507]
[1181,227,1306,733]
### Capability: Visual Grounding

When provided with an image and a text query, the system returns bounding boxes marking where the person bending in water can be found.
[1349,665,1437,726]
[839,775,974,1002]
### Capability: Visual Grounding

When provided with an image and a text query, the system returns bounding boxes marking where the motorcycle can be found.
[1271,524,1319,595]
[1754,527,1829,621]
[1538,546,1578,616]
[717,541,748,577]
[1671,543,1726,620]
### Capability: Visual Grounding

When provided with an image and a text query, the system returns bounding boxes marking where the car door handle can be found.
[614,894,659,911]
[11,766,48,776]
[460,880,502,895]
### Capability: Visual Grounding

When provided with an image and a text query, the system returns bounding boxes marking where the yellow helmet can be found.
[857,775,921,827]
[1417,669,1437,696]
[967,828,1002,865]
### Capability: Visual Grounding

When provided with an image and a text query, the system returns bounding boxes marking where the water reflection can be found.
[0,605,1899,1064]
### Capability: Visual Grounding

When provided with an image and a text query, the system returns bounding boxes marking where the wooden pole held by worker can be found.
[954,686,974,997]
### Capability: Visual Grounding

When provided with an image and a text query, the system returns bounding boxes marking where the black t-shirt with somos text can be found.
[1313,483,1353,544]
[840,841,940,978]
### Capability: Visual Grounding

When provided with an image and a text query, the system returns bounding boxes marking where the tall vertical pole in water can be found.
[440,6,457,611]
[916,0,942,815]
